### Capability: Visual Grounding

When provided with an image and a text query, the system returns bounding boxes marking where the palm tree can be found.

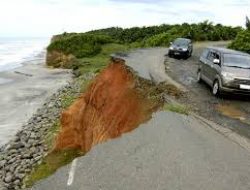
[246,16,250,30]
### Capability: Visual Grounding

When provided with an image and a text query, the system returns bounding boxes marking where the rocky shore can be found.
[0,73,93,190]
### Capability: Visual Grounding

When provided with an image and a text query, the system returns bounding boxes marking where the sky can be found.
[0,0,249,37]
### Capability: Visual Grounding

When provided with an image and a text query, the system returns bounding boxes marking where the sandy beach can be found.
[0,59,72,146]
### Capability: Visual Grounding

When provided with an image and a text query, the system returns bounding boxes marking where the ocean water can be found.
[0,37,50,72]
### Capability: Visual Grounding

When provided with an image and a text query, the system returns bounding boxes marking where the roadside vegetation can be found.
[229,16,250,53]
[229,30,250,54]
[163,103,190,115]
[46,20,245,72]
[25,147,82,187]
[46,19,250,81]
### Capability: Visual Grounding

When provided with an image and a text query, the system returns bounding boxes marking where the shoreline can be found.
[0,79,82,189]
[0,56,96,189]
[0,57,74,189]
[0,68,90,189]
[0,47,47,73]
[0,58,72,146]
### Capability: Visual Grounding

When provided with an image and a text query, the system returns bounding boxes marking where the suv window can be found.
[207,51,214,61]
[173,39,189,46]
[214,52,220,60]
[207,51,220,62]
[201,49,209,58]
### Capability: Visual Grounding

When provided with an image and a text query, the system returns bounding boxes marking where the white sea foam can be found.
[0,37,49,72]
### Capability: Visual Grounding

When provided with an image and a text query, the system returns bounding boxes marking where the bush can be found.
[47,22,243,58]
[47,34,113,58]
[229,30,250,54]
[87,21,242,45]
[144,33,177,47]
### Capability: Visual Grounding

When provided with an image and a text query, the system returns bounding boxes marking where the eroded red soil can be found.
[55,58,158,152]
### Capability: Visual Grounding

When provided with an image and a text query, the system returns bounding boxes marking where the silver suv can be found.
[197,47,250,96]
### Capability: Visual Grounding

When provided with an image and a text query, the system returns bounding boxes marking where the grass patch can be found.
[44,121,60,150]
[76,55,109,74]
[61,94,77,109]
[73,43,129,76]
[79,78,92,92]
[25,149,84,187]
[163,103,190,115]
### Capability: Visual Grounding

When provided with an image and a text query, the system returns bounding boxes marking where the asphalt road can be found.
[164,41,250,139]
[114,48,185,90]
[30,47,250,190]
[31,111,250,190]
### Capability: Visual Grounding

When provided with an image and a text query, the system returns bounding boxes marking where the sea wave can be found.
[0,37,49,72]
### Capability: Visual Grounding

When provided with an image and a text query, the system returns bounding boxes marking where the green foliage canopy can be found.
[229,30,250,54]
[86,21,242,44]
[47,34,113,58]
[47,20,243,59]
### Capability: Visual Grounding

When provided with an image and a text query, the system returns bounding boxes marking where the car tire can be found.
[197,70,202,83]
[189,50,192,57]
[184,52,189,59]
[212,80,220,96]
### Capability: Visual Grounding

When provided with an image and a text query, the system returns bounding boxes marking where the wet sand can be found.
[0,60,72,146]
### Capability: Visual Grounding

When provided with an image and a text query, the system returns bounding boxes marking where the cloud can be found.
[108,0,166,4]
[142,8,180,16]
[225,0,250,6]
[0,0,249,37]
[108,0,203,4]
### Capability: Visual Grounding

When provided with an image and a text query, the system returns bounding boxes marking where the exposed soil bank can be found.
[55,58,161,152]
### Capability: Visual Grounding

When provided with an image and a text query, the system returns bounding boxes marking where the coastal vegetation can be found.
[86,21,242,44]
[46,20,244,71]
[47,34,113,58]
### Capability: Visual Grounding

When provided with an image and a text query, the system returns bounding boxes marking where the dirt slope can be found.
[55,58,160,152]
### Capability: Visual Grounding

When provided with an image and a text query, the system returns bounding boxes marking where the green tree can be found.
[229,30,250,54]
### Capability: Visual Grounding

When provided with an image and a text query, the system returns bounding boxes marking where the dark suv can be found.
[197,47,250,96]
[168,38,193,58]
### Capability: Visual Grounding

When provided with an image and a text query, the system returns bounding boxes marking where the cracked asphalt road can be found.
[30,47,250,190]
[31,111,250,190]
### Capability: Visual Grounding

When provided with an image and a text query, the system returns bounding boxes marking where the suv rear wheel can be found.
[212,80,220,96]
